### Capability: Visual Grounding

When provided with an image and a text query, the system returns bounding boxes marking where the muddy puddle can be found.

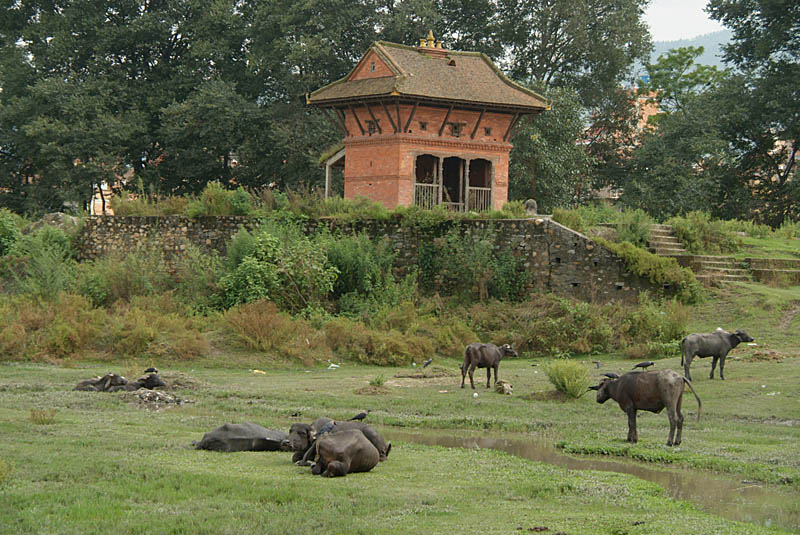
[385,430,799,532]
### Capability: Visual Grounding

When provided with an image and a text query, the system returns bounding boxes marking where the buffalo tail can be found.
[682,377,702,421]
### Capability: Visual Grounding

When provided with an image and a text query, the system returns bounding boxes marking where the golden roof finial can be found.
[426,30,435,47]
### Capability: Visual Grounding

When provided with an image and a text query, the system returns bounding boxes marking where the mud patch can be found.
[522,390,570,402]
[778,301,800,330]
[160,371,207,391]
[393,366,456,379]
[121,390,195,410]
[749,350,792,362]
[354,385,390,395]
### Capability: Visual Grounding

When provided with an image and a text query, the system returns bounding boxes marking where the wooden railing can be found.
[414,183,492,212]
[414,183,439,209]
[468,187,491,212]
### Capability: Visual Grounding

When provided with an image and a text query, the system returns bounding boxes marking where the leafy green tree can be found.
[644,46,724,113]
[708,0,800,225]
[497,0,651,108]
[508,85,594,211]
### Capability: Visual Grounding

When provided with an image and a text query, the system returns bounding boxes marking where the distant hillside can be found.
[650,29,732,69]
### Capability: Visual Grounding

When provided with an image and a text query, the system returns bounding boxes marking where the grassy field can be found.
[1,283,799,534]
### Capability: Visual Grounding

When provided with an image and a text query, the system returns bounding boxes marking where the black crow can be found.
[349,410,370,421]
[633,361,655,370]
[602,372,620,379]
[144,367,158,374]
[423,358,433,368]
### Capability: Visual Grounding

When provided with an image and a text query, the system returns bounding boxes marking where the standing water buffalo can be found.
[311,429,380,477]
[589,369,702,446]
[681,329,754,381]
[461,343,517,389]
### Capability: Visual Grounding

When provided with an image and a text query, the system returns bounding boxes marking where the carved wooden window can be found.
[419,121,427,131]
[366,119,380,134]
[448,122,464,137]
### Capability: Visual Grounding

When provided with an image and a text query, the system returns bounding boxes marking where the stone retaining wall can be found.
[78,216,663,303]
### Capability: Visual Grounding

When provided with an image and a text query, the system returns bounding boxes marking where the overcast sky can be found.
[645,0,725,42]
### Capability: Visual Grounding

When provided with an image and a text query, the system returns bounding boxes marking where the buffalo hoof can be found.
[311,463,323,475]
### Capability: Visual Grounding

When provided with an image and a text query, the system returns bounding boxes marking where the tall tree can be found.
[497,0,651,107]
[508,84,594,211]
[707,0,799,225]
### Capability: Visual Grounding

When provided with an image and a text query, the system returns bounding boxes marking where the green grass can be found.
[1,284,799,534]
[737,235,800,260]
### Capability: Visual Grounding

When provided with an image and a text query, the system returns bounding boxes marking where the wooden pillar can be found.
[325,162,331,199]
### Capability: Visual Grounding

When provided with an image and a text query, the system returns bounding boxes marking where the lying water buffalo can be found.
[287,417,333,463]
[108,373,166,392]
[589,369,702,446]
[74,373,128,391]
[193,422,289,452]
[311,429,380,477]
[461,342,517,389]
[681,328,754,381]
[287,419,390,465]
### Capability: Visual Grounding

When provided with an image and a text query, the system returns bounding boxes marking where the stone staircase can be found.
[648,224,750,284]
[747,258,800,285]
[648,224,687,255]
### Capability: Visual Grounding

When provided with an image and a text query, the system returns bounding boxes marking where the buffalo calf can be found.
[461,342,517,389]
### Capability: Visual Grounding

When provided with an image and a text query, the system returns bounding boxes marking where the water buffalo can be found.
[107,373,166,392]
[311,429,380,477]
[681,328,754,381]
[193,423,289,452]
[461,342,517,389]
[74,373,128,391]
[287,419,390,465]
[286,417,333,463]
[589,369,702,446]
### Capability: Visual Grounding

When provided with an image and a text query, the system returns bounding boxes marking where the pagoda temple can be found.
[308,31,549,211]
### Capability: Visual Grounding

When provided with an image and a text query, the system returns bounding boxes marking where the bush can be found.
[0,209,22,256]
[552,208,585,233]
[324,316,431,365]
[616,209,654,248]
[173,244,224,313]
[224,300,295,352]
[8,227,76,301]
[74,245,172,306]
[775,217,800,239]
[596,238,702,304]
[667,211,741,254]
[221,222,338,313]
[543,359,590,399]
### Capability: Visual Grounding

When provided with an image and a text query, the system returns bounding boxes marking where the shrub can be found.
[221,223,338,313]
[543,359,590,399]
[224,300,295,352]
[667,211,741,254]
[0,209,22,256]
[369,374,386,387]
[30,409,57,425]
[9,227,76,301]
[74,245,172,306]
[324,317,431,365]
[552,208,585,233]
[596,238,702,304]
[775,217,800,239]
[173,244,224,313]
[616,209,654,248]
[187,181,233,217]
